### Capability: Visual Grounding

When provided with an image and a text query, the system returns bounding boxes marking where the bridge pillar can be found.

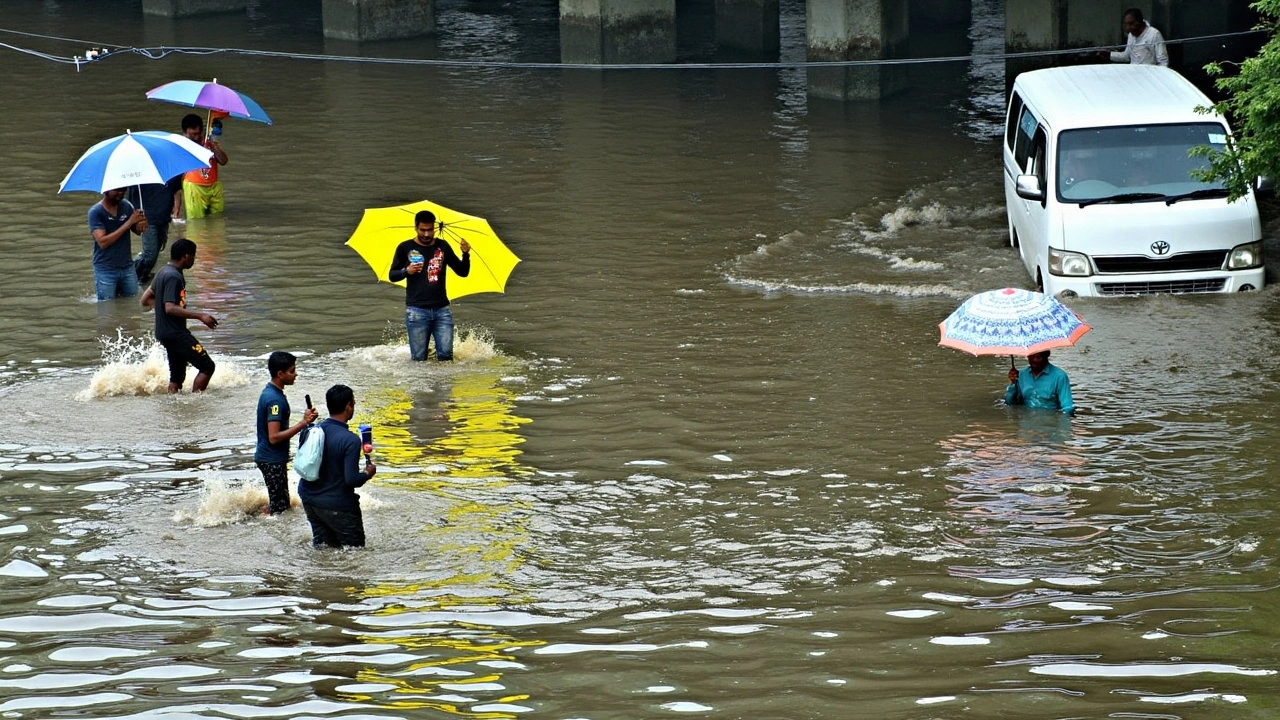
[142,0,246,17]
[560,0,677,64]
[715,0,780,55]
[322,0,435,41]
[806,0,909,100]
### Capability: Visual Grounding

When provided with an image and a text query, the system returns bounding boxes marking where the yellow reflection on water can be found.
[345,370,544,717]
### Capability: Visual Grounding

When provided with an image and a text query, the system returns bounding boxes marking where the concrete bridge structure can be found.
[139,0,1260,100]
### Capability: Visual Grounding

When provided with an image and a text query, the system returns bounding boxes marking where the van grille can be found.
[1093,251,1228,274]
[1096,278,1227,295]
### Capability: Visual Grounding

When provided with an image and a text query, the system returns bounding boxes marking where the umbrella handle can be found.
[1010,355,1015,370]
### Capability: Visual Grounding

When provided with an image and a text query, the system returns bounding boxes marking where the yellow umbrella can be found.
[345,199,520,300]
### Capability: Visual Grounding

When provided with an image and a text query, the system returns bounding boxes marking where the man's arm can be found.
[164,301,218,329]
[141,285,155,308]
[92,211,144,249]
[446,241,471,277]
[1154,31,1169,67]
[388,243,411,282]
[1004,370,1023,406]
[1056,375,1075,415]
[267,409,319,445]
[341,435,375,487]
[209,139,228,166]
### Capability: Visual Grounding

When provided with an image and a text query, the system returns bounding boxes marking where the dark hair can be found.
[326,384,354,414]
[171,238,196,260]
[414,210,437,227]
[181,113,203,132]
[267,351,296,378]
[1123,7,1143,23]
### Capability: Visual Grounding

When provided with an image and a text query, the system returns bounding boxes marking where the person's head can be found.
[267,351,298,384]
[414,210,437,245]
[1123,8,1145,36]
[326,384,355,418]
[102,187,127,203]
[1028,350,1051,372]
[171,238,197,268]
[181,113,204,141]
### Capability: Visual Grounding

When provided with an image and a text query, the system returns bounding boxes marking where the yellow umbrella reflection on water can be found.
[341,372,542,714]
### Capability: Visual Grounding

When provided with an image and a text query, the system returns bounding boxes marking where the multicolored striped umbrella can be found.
[939,287,1091,357]
[145,79,272,125]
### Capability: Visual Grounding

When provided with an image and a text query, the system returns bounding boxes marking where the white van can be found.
[1003,64,1265,297]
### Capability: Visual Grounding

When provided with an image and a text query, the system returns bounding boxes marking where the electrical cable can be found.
[0,25,1266,72]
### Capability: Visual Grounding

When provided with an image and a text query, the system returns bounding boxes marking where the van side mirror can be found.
[1256,175,1275,199]
[1015,174,1045,202]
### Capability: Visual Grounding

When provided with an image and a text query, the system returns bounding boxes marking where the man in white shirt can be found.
[1100,8,1168,67]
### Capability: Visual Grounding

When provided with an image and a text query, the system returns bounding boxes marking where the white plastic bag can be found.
[294,424,325,482]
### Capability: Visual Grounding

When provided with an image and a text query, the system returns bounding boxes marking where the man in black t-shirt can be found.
[141,239,219,393]
[387,210,470,361]
[128,175,184,284]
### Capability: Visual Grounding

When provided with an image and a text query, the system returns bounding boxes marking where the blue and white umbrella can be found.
[938,287,1091,357]
[58,130,212,194]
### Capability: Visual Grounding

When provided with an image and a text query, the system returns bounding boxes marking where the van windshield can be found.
[1057,123,1230,203]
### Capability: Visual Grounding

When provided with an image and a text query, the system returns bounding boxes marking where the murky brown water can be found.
[2,1,1280,717]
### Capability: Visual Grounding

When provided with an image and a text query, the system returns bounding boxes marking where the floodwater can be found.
[2,0,1280,717]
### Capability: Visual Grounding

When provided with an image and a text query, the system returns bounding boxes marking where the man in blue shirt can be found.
[254,351,319,515]
[1005,350,1074,414]
[298,384,377,548]
[88,187,146,300]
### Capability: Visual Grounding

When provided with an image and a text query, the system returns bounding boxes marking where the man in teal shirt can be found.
[1005,350,1074,414]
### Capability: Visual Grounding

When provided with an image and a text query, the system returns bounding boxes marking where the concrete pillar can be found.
[909,0,970,28]
[560,0,677,64]
[806,0,909,101]
[322,0,434,41]
[715,0,780,55]
[142,0,245,17]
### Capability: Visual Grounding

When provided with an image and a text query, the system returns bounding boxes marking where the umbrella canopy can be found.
[58,130,212,194]
[939,287,1091,356]
[345,199,520,301]
[145,79,272,124]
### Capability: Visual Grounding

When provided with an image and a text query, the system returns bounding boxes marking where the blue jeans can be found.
[94,265,139,301]
[134,222,169,282]
[406,306,455,361]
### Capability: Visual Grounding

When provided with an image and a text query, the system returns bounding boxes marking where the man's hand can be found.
[130,209,146,228]
[303,407,319,424]
[459,240,471,254]
[199,313,219,329]
[364,462,377,478]
[407,261,423,275]
[1007,368,1019,384]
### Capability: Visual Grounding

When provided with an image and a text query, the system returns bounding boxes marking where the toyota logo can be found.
[1151,240,1171,256]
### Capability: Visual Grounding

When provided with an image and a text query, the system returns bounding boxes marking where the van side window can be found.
[1030,129,1048,185]
[1013,107,1039,170]
[1006,93,1025,152]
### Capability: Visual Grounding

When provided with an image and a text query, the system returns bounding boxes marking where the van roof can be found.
[1012,65,1223,131]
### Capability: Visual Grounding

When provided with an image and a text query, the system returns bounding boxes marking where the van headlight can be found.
[1048,247,1091,276]
[1227,241,1263,270]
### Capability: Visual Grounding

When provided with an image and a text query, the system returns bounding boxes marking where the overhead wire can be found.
[0,25,1267,72]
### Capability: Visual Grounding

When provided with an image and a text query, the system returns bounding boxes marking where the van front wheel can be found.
[1035,269,1045,293]
[1009,222,1019,248]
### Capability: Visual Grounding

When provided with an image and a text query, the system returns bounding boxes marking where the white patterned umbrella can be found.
[938,287,1091,357]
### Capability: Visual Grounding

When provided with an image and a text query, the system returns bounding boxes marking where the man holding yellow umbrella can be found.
[346,199,521,362]
[389,210,470,361]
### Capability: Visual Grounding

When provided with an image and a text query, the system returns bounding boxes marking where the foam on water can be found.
[76,331,251,400]
[339,326,502,373]
[172,473,391,529]
[171,474,277,527]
